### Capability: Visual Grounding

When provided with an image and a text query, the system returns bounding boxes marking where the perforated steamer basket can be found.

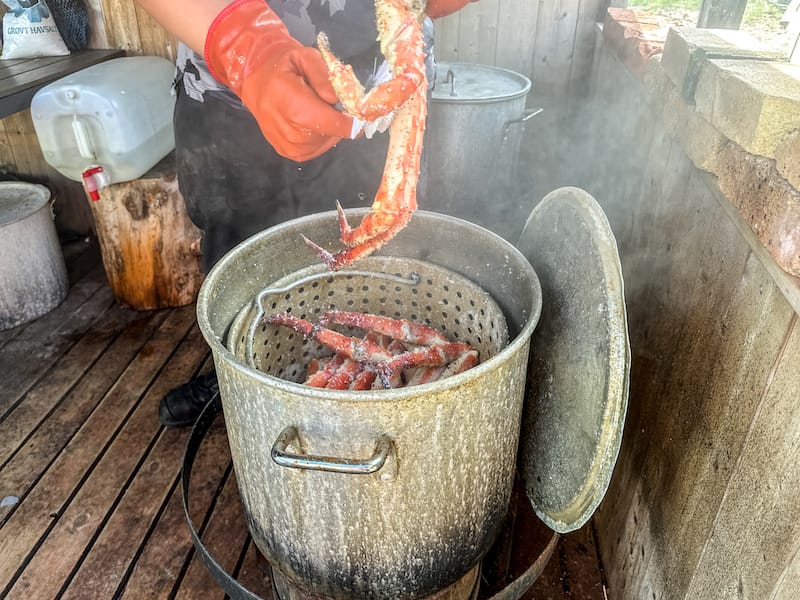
[197,209,542,600]
[228,256,509,384]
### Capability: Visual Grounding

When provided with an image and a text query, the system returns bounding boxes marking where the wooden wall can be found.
[549,41,800,600]
[434,0,618,99]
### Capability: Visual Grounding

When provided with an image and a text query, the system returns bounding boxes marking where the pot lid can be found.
[431,62,531,103]
[515,187,630,534]
[0,182,51,228]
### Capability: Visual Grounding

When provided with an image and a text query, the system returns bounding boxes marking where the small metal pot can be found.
[0,182,68,330]
[424,62,540,233]
[197,210,542,600]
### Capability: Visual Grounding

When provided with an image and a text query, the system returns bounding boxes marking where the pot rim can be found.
[0,182,52,228]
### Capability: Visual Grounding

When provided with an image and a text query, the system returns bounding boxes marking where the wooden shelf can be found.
[0,48,125,119]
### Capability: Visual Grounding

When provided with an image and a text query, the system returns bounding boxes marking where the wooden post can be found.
[696,0,748,29]
[89,152,204,311]
[783,0,800,63]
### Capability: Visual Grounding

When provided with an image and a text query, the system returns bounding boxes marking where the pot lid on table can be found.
[515,186,631,534]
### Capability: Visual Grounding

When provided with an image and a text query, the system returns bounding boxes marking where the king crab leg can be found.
[265,310,478,389]
[302,0,428,270]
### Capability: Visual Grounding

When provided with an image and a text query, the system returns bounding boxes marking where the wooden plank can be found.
[56,361,213,599]
[568,0,607,99]
[133,2,177,60]
[235,539,275,598]
[607,154,719,599]
[560,525,606,599]
[174,467,252,599]
[0,295,140,466]
[649,251,795,597]
[0,308,166,526]
[0,50,124,119]
[0,308,201,597]
[530,0,580,97]
[594,135,693,598]
[454,0,500,66]
[772,535,800,600]
[0,118,16,173]
[433,7,463,62]
[100,0,144,53]
[84,0,110,49]
[119,398,231,599]
[0,264,113,415]
[683,319,800,599]
[0,56,68,82]
[697,0,747,29]
[495,0,540,80]
[2,110,48,178]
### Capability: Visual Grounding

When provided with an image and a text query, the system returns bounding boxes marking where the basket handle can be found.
[271,426,396,479]
[245,270,420,369]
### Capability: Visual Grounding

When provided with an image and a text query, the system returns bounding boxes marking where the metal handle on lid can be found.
[443,68,457,96]
[271,426,396,479]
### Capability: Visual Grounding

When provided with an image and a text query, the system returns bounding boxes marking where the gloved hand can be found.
[426,0,477,19]
[204,0,354,162]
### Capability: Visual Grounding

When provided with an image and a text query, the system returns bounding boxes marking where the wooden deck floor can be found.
[0,237,608,600]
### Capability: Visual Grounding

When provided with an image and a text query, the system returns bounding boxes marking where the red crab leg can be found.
[351,366,377,390]
[265,313,395,363]
[316,9,426,123]
[326,358,365,389]
[405,365,446,386]
[305,354,345,387]
[376,342,476,383]
[304,1,428,271]
[302,93,425,270]
[318,310,450,345]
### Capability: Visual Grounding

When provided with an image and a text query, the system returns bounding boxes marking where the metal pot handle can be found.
[502,107,543,138]
[271,426,396,479]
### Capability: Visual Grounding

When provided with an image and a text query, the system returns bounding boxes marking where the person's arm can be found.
[136,0,352,162]
[426,0,478,19]
[136,0,225,55]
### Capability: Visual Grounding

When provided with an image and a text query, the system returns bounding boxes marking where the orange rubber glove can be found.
[426,0,477,19]
[204,0,354,162]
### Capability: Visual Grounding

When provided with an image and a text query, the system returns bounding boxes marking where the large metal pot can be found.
[0,182,68,330]
[197,210,542,600]
[424,62,539,236]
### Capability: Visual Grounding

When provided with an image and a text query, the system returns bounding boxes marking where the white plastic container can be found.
[31,56,176,193]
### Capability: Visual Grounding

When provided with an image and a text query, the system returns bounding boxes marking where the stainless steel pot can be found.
[425,62,540,236]
[197,210,542,600]
[0,182,68,330]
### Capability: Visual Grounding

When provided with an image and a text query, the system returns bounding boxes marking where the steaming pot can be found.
[425,62,539,233]
[195,189,629,600]
[198,210,541,599]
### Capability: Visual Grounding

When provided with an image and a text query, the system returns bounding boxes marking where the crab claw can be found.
[301,234,340,270]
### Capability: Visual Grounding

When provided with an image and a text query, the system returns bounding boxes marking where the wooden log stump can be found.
[89,153,203,310]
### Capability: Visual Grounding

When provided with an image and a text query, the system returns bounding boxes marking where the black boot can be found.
[159,371,219,427]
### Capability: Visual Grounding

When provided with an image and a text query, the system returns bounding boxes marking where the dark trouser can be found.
[173,82,393,272]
